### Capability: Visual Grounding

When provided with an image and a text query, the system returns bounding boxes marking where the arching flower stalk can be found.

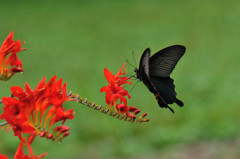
[73,95,149,123]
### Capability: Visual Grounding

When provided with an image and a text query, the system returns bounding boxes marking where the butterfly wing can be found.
[137,46,185,113]
[137,48,167,108]
[149,45,185,77]
[150,76,183,107]
[139,48,150,79]
[149,45,185,112]
[138,48,155,92]
[142,75,175,113]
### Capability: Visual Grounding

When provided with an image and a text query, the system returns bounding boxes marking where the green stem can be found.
[0,121,8,127]
[72,95,149,124]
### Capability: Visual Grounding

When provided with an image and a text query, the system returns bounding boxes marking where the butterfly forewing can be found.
[139,48,150,79]
[149,45,185,77]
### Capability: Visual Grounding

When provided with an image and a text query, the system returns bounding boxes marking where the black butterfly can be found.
[134,45,185,113]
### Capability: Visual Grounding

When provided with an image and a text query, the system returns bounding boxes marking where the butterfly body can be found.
[134,45,185,113]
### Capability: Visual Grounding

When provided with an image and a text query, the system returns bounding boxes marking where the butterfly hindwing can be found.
[149,45,185,77]
[142,76,176,113]
[150,76,184,107]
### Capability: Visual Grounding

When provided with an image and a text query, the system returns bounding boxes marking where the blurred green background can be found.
[0,0,240,158]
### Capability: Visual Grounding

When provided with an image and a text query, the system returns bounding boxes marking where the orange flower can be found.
[0,154,8,159]
[100,63,132,113]
[0,31,25,81]
[0,76,74,140]
[116,104,141,118]
[14,136,47,159]
[0,76,75,158]
[100,63,150,122]
[102,63,132,86]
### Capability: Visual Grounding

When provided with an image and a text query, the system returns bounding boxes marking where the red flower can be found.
[48,107,74,128]
[0,76,75,158]
[102,84,130,105]
[100,63,132,112]
[116,104,129,114]
[0,154,8,159]
[0,76,74,140]
[100,63,150,122]
[0,31,25,81]
[116,104,140,118]
[14,136,47,159]
[102,63,132,86]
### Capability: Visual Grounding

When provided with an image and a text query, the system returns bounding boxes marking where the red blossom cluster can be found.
[101,63,148,120]
[0,75,74,158]
[100,63,131,112]
[0,31,25,81]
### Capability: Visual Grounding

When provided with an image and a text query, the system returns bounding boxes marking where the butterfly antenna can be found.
[132,51,137,67]
[126,59,135,68]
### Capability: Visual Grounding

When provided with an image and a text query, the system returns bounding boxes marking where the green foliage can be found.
[0,0,240,158]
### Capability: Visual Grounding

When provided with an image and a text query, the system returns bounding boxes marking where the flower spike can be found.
[98,63,150,123]
[72,95,149,124]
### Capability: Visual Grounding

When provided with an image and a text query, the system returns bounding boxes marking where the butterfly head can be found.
[134,68,141,79]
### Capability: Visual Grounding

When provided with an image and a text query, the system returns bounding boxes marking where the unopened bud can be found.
[139,113,147,119]
[47,134,53,139]
[39,131,46,137]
